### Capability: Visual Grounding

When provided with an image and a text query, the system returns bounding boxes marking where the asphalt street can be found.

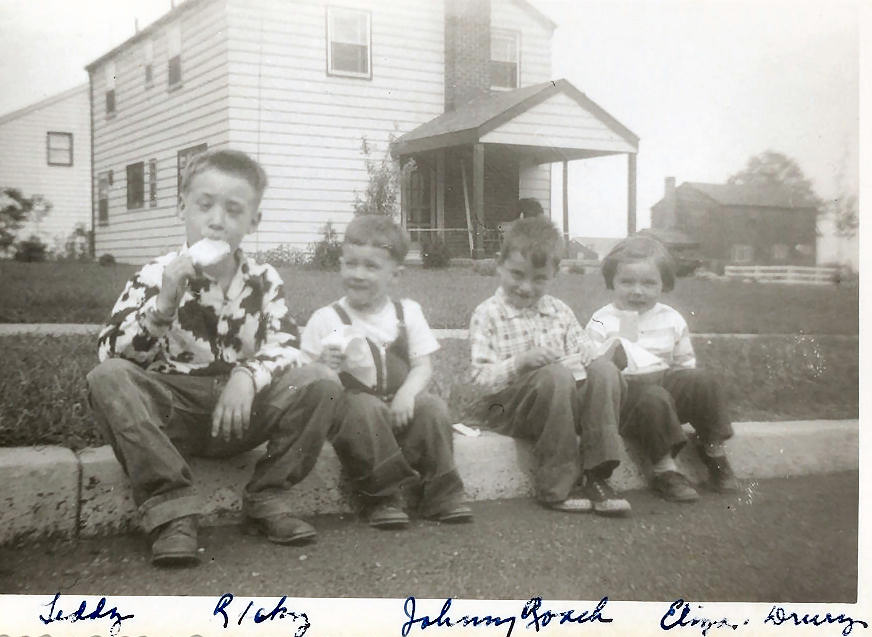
[0,471,858,603]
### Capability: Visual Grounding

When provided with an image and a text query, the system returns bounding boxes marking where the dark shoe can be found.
[151,515,199,567]
[427,501,474,523]
[699,450,740,493]
[583,476,631,517]
[245,514,316,545]
[652,471,699,502]
[367,495,410,529]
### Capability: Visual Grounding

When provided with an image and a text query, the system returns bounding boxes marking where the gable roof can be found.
[682,182,818,209]
[0,84,88,126]
[510,0,557,30]
[85,0,213,72]
[393,78,638,156]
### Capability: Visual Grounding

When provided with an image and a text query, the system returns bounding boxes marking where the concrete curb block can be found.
[0,447,80,545]
[0,419,858,545]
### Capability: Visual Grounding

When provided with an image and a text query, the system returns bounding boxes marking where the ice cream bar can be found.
[188,238,232,267]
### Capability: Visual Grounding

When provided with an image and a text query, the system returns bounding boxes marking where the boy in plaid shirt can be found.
[469,216,629,515]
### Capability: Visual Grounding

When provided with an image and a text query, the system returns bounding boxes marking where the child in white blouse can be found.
[587,236,739,501]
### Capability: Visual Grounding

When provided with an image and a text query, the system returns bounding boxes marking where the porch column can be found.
[472,143,485,258]
[436,149,445,239]
[562,160,569,257]
[627,152,637,235]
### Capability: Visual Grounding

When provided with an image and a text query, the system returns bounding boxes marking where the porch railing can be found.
[406,227,502,258]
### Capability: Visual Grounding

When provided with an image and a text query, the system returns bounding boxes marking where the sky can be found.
[0,0,862,239]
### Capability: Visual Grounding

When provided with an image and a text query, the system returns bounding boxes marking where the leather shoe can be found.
[151,515,199,567]
[245,514,317,545]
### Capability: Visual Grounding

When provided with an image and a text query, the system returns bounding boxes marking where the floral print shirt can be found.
[97,248,302,393]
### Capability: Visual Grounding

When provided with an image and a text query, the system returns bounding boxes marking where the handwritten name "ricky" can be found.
[213,593,310,636]
[764,605,869,636]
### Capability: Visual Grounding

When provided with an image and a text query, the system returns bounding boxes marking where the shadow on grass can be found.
[1,334,857,450]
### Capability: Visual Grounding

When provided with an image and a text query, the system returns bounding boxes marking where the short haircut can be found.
[180,148,269,207]
[601,235,676,292]
[344,214,410,263]
[498,216,562,269]
[516,198,544,219]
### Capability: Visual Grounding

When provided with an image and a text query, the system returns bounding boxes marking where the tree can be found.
[829,193,858,239]
[0,188,34,251]
[727,150,822,209]
[352,136,415,219]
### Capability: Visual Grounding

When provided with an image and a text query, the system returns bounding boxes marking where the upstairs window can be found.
[143,39,154,87]
[148,158,158,207]
[731,244,754,264]
[490,29,519,89]
[326,7,371,78]
[97,172,110,226]
[105,61,116,116]
[167,24,182,87]
[127,161,145,210]
[46,132,73,166]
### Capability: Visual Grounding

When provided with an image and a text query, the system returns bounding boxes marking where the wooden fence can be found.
[724,264,840,285]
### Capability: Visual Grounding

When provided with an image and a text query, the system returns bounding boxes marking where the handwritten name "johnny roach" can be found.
[400,596,612,637]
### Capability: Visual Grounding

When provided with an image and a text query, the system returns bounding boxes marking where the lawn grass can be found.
[1,333,857,450]
[0,261,860,334]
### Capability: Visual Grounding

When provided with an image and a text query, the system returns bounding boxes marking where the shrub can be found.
[472,258,497,276]
[421,237,451,269]
[60,223,92,261]
[563,261,586,275]
[255,244,308,268]
[14,235,48,262]
[98,253,116,266]
[308,222,342,271]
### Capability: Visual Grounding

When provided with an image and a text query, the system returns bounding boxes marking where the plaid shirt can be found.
[97,247,302,393]
[469,287,596,393]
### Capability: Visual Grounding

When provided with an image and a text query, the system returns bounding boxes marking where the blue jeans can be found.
[87,359,415,532]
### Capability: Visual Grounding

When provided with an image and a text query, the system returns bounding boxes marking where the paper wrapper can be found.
[188,238,232,267]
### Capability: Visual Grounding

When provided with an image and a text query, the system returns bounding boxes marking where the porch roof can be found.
[392,79,639,161]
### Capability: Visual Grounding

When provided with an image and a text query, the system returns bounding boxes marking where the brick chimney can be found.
[444,0,492,112]
[663,176,677,227]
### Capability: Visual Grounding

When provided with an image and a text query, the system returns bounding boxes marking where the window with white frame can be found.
[731,244,754,263]
[326,7,371,78]
[143,39,154,86]
[771,243,789,261]
[490,29,519,89]
[105,61,116,116]
[167,25,182,87]
[46,132,73,166]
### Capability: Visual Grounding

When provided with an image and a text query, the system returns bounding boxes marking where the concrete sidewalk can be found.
[0,419,858,545]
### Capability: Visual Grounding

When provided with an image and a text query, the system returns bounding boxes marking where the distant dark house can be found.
[650,177,818,270]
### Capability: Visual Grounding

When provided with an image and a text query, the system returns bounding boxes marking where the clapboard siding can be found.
[519,162,551,217]
[91,0,231,263]
[481,92,636,152]
[0,85,91,247]
[491,0,552,86]
[226,0,445,252]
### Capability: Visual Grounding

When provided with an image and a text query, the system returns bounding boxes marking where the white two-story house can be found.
[86,0,638,263]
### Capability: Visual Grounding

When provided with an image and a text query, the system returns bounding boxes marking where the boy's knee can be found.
[414,393,450,424]
[86,358,140,393]
[586,357,622,384]
[635,384,673,411]
[530,363,575,393]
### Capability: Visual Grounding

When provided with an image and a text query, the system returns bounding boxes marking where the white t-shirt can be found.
[586,302,696,369]
[301,296,440,363]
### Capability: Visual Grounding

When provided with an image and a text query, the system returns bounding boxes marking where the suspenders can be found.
[331,300,408,397]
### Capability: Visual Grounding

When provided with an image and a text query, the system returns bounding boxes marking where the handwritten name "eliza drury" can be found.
[401,596,612,637]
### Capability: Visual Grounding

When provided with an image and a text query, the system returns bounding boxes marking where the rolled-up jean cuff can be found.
[243,491,299,519]
[139,491,201,533]
[355,452,419,498]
